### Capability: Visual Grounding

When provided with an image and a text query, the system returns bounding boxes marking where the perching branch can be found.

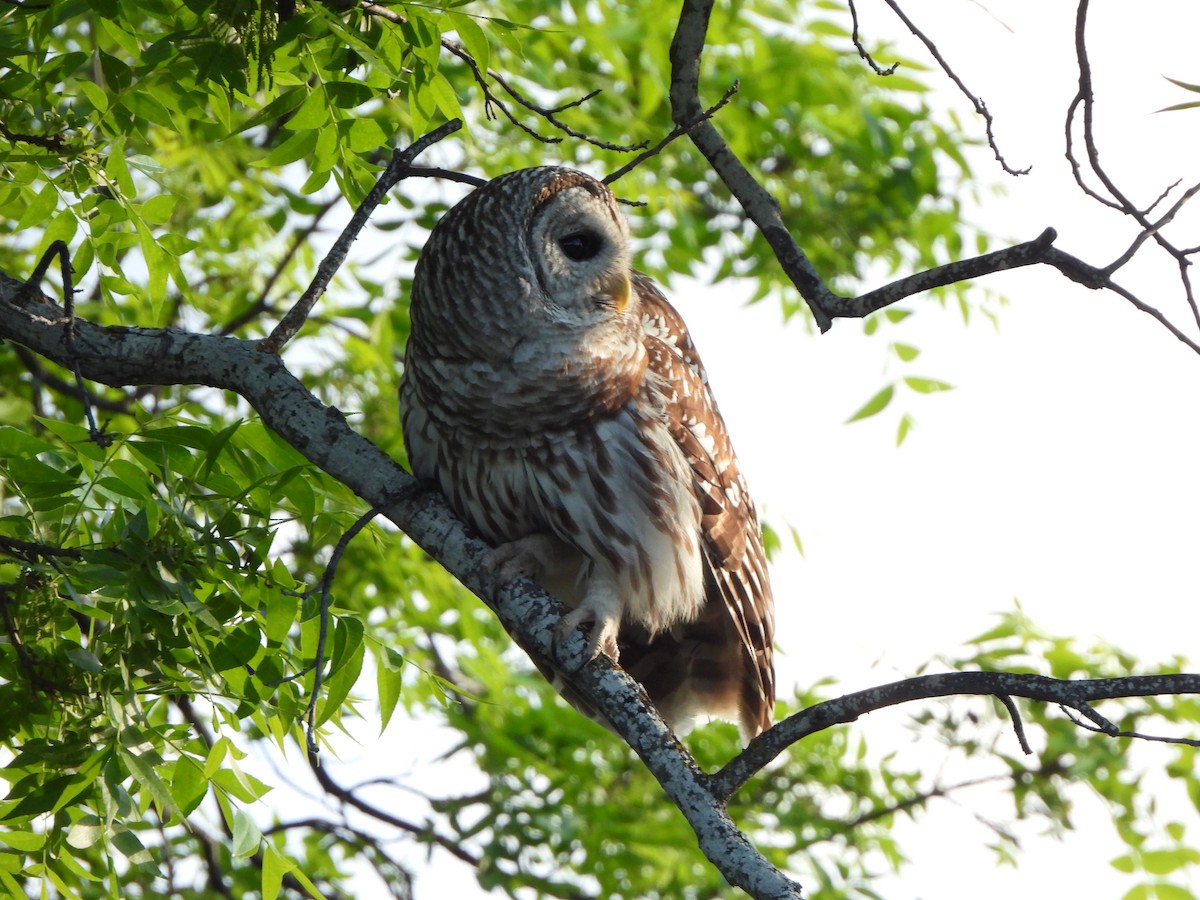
[0,272,802,899]
[4,268,1199,899]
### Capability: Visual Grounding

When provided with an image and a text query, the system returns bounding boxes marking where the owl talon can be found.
[556,603,621,664]
[484,533,559,588]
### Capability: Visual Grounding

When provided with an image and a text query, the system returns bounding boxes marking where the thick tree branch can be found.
[669,0,836,332]
[5,273,1198,897]
[0,274,802,899]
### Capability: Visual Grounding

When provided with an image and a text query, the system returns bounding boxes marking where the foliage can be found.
[0,1,1194,898]
[1158,76,1200,113]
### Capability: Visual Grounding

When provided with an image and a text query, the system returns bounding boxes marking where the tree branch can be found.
[876,0,1028,175]
[5,271,1198,897]
[260,120,463,353]
[708,671,1200,802]
[666,0,1200,356]
[0,273,802,899]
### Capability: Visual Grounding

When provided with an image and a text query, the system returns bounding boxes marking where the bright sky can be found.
[295,2,1200,897]
[668,1,1200,896]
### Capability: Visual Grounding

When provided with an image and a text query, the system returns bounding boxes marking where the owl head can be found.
[410,167,636,359]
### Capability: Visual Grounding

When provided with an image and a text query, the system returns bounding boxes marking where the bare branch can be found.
[847,0,900,76]
[260,120,463,353]
[877,0,1028,175]
[708,671,1200,802]
[665,0,1200,356]
[0,536,84,562]
[0,119,65,151]
[604,82,739,186]
[669,0,836,331]
[402,166,488,189]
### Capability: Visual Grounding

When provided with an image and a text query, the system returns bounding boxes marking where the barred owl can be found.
[400,167,775,741]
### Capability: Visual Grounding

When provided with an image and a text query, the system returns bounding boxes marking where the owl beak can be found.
[603,271,632,313]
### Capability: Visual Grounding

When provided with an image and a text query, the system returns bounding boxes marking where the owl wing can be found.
[621,272,776,739]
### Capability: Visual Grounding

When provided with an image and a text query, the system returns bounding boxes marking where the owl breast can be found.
[401,348,706,635]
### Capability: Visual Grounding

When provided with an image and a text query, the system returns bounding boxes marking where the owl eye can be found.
[557,230,604,262]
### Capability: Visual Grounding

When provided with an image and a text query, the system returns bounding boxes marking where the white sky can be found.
[286,2,1200,898]
[667,2,1200,897]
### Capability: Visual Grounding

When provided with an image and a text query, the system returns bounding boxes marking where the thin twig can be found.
[604,82,739,186]
[305,751,482,866]
[260,119,463,353]
[402,166,487,189]
[878,0,1028,175]
[265,504,385,755]
[23,241,109,445]
[996,694,1031,754]
[847,0,900,76]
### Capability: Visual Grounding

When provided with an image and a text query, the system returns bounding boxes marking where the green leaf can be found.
[262,843,287,900]
[317,616,366,725]
[38,209,78,257]
[0,831,47,852]
[111,827,153,864]
[169,756,209,818]
[346,117,390,153]
[377,647,405,732]
[230,86,307,136]
[450,12,490,73]
[286,88,331,132]
[429,72,463,120]
[64,645,102,674]
[847,384,894,422]
[16,182,59,231]
[257,128,320,168]
[264,591,300,644]
[1141,848,1193,875]
[1165,76,1200,94]
[66,817,104,850]
[119,747,177,820]
[230,807,262,859]
[891,342,920,362]
[211,622,263,671]
[0,425,56,457]
[903,376,954,394]
[139,194,176,225]
[1156,101,1200,113]
[77,79,109,113]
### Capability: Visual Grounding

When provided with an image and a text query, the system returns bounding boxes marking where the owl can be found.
[400,167,775,741]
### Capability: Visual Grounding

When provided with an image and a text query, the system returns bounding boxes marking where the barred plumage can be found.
[400,167,775,740]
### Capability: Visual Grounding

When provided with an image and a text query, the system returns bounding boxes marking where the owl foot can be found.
[555,583,622,664]
[484,533,560,586]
